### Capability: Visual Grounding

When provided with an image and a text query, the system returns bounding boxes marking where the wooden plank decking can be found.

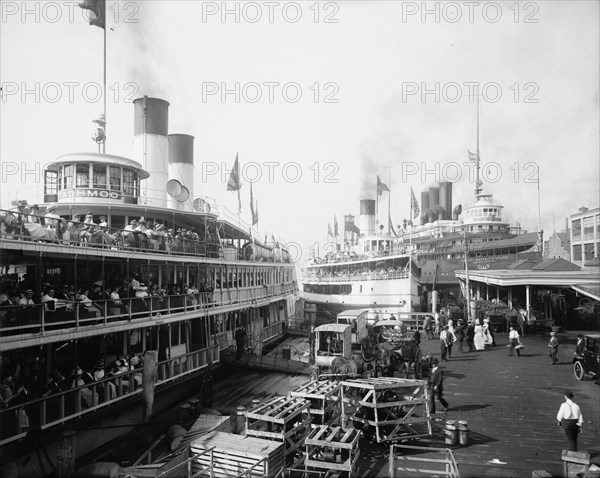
[211,329,599,477]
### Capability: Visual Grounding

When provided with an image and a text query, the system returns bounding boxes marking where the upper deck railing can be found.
[0,208,291,263]
[302,270,410,283]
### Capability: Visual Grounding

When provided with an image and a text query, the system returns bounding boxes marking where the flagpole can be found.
[387,168,391,234]
[103,22,106,154]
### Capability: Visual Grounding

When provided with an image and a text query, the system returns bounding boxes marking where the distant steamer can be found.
[302,173,540,314]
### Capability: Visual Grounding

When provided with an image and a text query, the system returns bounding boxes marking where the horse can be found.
[391,340,423,379]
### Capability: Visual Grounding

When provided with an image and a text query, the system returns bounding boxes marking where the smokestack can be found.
[359,200,376,235]
[132,97,170,207]
[439,182,453,221]
[429,187,440,215]
[168,134,195,210]
[420,191,430,225]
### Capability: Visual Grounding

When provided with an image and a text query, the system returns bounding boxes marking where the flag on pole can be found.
[334,215,339,236]
[79,0,106,29]
[410,187,420,219]
[344,215,360,234]
[467,150,479,162]
[250,183,258,225]
[377,175,389,195]
[389,215,398,237]
[227,153,242,213]
[327,223,333,238]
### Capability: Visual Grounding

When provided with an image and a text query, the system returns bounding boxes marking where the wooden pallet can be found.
[190,430,284,478]
[245,395,312,461]
[304,425,361,477]
[290,380,342,426]
[340,377,432,443]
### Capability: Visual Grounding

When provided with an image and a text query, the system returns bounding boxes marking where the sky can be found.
[1,0,598,264]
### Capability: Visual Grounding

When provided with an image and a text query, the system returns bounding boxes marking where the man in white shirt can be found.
[19,289,35,306]
[556,390,583,451]
[508,326,521,357]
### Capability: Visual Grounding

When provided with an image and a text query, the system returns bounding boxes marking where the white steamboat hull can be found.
[302,277,419,313]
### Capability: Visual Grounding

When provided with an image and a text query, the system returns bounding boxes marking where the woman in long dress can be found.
[474,320,486,350]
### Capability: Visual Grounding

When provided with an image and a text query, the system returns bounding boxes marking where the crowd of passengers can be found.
[0,350,147,435]
[0,202,219,255]
[304,266,407,278]
[0,273,217,327]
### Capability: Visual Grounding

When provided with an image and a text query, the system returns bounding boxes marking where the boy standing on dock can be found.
[548,332,559,365]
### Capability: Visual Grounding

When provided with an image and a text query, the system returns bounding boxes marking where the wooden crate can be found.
[341,377,431,443]
[245,396,312,461]
[389,444,460,478]
[190,430,284,478]
[304,425,361,477]
[290,380,342,426]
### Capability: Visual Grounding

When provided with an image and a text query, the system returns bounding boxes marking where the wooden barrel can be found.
[167,425,187,451]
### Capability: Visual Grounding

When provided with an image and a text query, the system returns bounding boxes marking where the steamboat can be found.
[0,97,298,477]
[301,162,541,315]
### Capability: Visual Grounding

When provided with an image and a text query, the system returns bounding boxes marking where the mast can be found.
[475,95,482,197]
[464,227,471,322]
[102,23,107,153]
[387,167,391,234]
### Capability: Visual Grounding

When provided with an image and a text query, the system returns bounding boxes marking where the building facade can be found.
[544,230,571,261]
[570,206,600,268]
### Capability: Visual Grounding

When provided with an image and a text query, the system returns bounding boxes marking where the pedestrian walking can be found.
[465,321,475,352]
[234,324,247,360]
[575,334,584,356]
[556,390,583,451]
[423,315,433,340]
[455,320,465,351]
[508,326,521,356]
[440,326,455,360]
[427,358,449,415]
[548,331,559,365]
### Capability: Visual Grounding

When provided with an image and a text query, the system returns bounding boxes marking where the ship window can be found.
[64,164,74,189]
[109,166,121,190]
[76,164,89,187]
[123,169,135,199]
[93,164,107,188]
[44,169,58,194]
[573,245,582,261]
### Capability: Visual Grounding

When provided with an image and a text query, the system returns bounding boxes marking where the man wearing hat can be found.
[427,358,449,415]
[19,289,35,306]
[556,391,583,451]
[548,331,559,365]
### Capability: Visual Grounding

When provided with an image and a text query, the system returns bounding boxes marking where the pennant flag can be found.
[79,0,106,29]
[467,149,479,162]
[250,183,258,225]
[389,215,398,237]
[410,187,420,219]
[334,215,339,237]
[264,230,268,244]
[327,223,333,238]
[227,154,242,213]
[344,215,360,234]
[377,175,389,195]
[227,154,242,191]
